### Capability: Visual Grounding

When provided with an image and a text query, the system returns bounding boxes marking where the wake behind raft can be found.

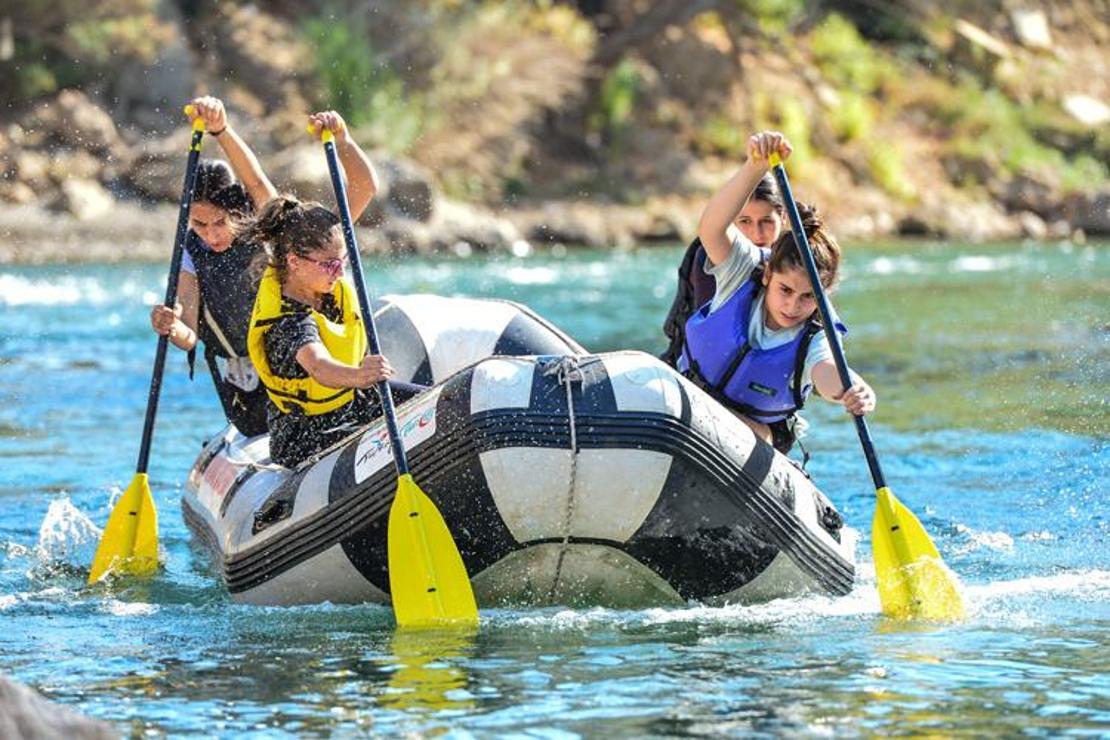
[183,294,855,607]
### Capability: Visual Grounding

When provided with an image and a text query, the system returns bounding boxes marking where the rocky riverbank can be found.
[1,3,1107,263]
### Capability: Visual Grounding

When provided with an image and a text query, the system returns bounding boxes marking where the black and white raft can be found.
[183,295,855,608]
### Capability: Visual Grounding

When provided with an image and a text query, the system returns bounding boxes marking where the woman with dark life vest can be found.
[149,98,378,438]
[679,131,876,454]
[660,173,785,368]
[244,195,427,468]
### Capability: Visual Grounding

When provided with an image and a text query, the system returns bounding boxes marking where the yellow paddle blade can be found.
[388,474,478,628]
[87,473,160,584]
[872,487,965,622]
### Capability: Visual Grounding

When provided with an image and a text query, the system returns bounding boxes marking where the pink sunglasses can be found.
[301,254,347,276]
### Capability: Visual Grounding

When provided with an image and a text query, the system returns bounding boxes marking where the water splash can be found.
[34,497,100,573]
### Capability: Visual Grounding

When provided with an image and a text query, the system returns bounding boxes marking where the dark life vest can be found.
[184,233,269,436]
[660,238,718,367]
[679,268,823,423]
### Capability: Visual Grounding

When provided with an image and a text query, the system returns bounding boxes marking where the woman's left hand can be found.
[308,111,349,143]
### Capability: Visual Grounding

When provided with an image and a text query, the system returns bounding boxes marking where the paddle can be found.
[768,152,965,622]
[88,110,207,583]
[312,125,478,627]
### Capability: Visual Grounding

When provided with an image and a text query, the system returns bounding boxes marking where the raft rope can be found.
[544,356,584,603]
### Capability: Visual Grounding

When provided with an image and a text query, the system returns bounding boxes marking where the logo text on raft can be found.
[356,406,436,467]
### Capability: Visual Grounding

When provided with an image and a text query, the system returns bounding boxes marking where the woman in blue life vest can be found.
[243,195,428,468]
[660,174,785,367]
[680,130,876,454]
[149,98,379,438]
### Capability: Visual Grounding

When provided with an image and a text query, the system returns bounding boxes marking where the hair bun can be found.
[797,201,824,232]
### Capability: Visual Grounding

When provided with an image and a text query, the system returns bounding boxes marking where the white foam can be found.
[0,273,145,306]
[501,266,560,285]
[35,497,100,568]
[950,255,1014,273]
[953,524,1015,554]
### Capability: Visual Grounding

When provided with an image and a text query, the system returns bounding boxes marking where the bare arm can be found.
[150,272,200,351]
[188,96,278,210]
[697,131,792,266]
[295,343,394,389]
[811,360,876,415]
[309,111,380,220]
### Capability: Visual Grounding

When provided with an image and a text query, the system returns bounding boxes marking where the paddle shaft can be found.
[322,136,411,476]
[769,158,887,490]
[136,126,205,474]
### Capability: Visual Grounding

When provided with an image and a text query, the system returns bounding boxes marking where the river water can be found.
[1,241,1107,736]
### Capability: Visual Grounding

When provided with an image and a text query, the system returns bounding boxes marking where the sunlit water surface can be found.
[1,241,1107,736]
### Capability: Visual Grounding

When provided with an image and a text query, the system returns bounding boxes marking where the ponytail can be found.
[239,194,340,284]
[766,202,841,293]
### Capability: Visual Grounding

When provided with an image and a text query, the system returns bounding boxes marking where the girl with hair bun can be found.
[680,131,875,455]
[244,195,426,468]
[150,98,379,438]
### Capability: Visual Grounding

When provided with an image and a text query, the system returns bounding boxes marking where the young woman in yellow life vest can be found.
[244,195,427,467]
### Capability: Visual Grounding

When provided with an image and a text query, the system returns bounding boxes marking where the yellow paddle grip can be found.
[306,123,335,143]
[769,152,783,167]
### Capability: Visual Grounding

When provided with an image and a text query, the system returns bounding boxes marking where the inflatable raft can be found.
[183,295,855,608]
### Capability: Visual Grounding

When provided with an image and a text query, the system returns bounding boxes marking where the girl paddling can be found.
[244,195,427,468]
[149,98,378,437]
[680,131,875,454]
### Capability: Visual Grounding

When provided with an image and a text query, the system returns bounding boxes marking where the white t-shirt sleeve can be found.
[704,226,761,313]
[180,245,197,275]
[800,329,834,393]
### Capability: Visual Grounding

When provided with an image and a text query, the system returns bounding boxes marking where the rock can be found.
[1062,94,1110,127]
[0,674,117,739]
[266,142,333,204]
[1001,173,1066,221]
[1017,210,1048,239]
[1010,9,1053,50]
[953,18,1011,65]
[1066,191,1110,235]
[12,151,51,190]
[426,199,522,252]
[0,181,36,205]
[52,179,115,221]
[26,90,127,159]
[378,158,436,223]
[903,194,1020,241]
[47,150,104,183]
[124,129,217,201]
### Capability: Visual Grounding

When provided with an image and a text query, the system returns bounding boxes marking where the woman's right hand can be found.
[354,354,394,387]
[747,131,792,165]
[150,303,181,336]
[187,96,229,134]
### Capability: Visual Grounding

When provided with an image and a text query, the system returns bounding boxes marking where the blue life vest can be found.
[679,268,823,423]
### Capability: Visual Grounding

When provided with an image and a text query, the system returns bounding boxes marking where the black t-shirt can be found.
[263,293,379,467]
[264,294,343,379]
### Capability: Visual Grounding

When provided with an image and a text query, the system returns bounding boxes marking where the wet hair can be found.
[750,173,784,212]
[766,202,841,294]
[192,160,252,217]
[238,194,341,284]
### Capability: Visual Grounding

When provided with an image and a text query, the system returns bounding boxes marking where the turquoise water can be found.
[1,242,1107,736]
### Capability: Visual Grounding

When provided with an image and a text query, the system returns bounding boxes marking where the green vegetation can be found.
[810,13,892,93]
[3,1,170,100]
[589,59,642,144]
[301,14,425,153]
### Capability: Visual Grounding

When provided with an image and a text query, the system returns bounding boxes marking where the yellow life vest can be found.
[247,266,367,416]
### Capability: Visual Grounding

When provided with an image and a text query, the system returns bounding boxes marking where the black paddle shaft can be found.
[136,127,205,474]
[770,162,887,490]
[323,138,411,476]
